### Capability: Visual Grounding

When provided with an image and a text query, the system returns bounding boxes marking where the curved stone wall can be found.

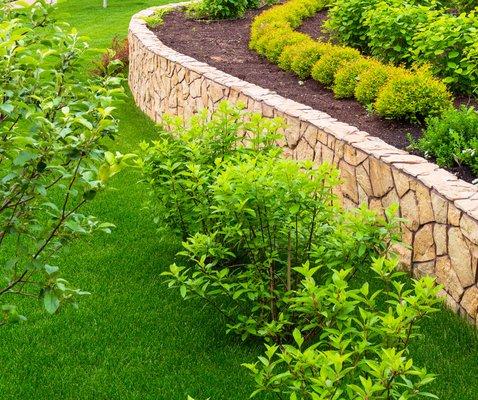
[129,4,478,324]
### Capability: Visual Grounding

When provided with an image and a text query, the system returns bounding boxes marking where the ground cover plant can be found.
[0,0,478,399]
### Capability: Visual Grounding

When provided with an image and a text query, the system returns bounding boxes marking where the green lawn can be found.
[0,0,477,399]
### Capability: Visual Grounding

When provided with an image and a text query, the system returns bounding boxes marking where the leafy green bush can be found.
[138,101,282,240]
[278,40,334,79]
[375,68,453,121]
[187,0,259,20]
[412,11,478,93]
[161,151,401,341]
[354,64,400,105]
[365,1,435,65]
[311,47,362,87]
[333,58,377,99]
[245,260,442,400]
[412,106,478,173]
[0,0,130,324]
[325,0,380,50]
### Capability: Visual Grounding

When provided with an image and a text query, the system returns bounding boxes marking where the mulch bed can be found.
[153,8,475,183]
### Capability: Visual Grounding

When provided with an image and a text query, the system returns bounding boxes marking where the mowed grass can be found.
[0,0,477,399]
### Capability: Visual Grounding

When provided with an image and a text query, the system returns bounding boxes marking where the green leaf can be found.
[43,291,60,314]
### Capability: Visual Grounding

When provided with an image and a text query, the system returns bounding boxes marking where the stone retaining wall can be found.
[129,4,478,324]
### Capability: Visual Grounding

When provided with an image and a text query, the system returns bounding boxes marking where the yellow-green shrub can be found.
[278,38,317,72]
[333,58,377,99]
[311,47,361,86]
[375,69,453,121]
[261,29,310,63]
[354,64,398,105]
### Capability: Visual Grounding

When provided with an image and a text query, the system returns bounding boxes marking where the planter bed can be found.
[129,4,478,324]
[154,8,476,182]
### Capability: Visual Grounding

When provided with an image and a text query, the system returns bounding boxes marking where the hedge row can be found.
[326,0,478,94]
[249,0,454,122]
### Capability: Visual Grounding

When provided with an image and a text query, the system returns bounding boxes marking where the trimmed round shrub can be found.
[311,47,361,87]
[260,29,310,63]
[375,69,453,121]
[278,38,317,72]
[290,41,333,79]
[333,58,378,99]
[354,64,398,105]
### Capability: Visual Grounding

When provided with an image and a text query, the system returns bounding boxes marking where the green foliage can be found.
[187,0,263,20]
[412,10,478,94]
[365,2,435,65]
[278,40,334,79]
[325,0,380,51]
[138,101,283,240]
[0,0,131,325]
[244,260,442,400]
[92,36,129,77]
[311,47,361,87]
[375,68,453,121]
[411,106,478,173]
[354,64,398,105]
[163,158,401,342]
[333,58,377,99]
[143,7,172,28]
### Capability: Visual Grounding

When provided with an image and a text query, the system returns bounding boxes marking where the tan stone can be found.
[339,160,359,204]
[344,145,368,166]
[415,184,434,224]
[413,261,435,278]
[448,227,474,287]
[434,224,447,256]
[356,164,372,197]
[438,290,460,313]
[460,214,478,245]
[435,256,464,302]
[369,158,394,197]
[431,192,448,224]
[392,169,410,198]
[448,204,462,226]
[413,224,435,262]
[391,242,412,269]
[382,188,399,210]
[461,286,478,319]
[400,190,419,231]
[369,198,385,218]
[321,146,334,165]
[294,139,314,161]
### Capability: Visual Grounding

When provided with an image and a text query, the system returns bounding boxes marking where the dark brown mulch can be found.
[152,9,475,182]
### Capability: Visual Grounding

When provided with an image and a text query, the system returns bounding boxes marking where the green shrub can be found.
[187,0,256,20]
[365,1,435,65]
[0,0,128,324]
[354,64,399,105]
[138,101,283,240]
[162,153,401,341]
[412,11,478,93]
[325,0,380,50]
[311,47,362,87]
[245,260,442,400]
[143,7,172,28]
[333,58,377,99]
[255,27,309,63]
[412,106,478,173]
[375,68,453,121]
[278,40,334,79]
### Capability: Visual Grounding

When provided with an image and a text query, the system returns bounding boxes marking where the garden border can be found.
[129,3,478,324]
